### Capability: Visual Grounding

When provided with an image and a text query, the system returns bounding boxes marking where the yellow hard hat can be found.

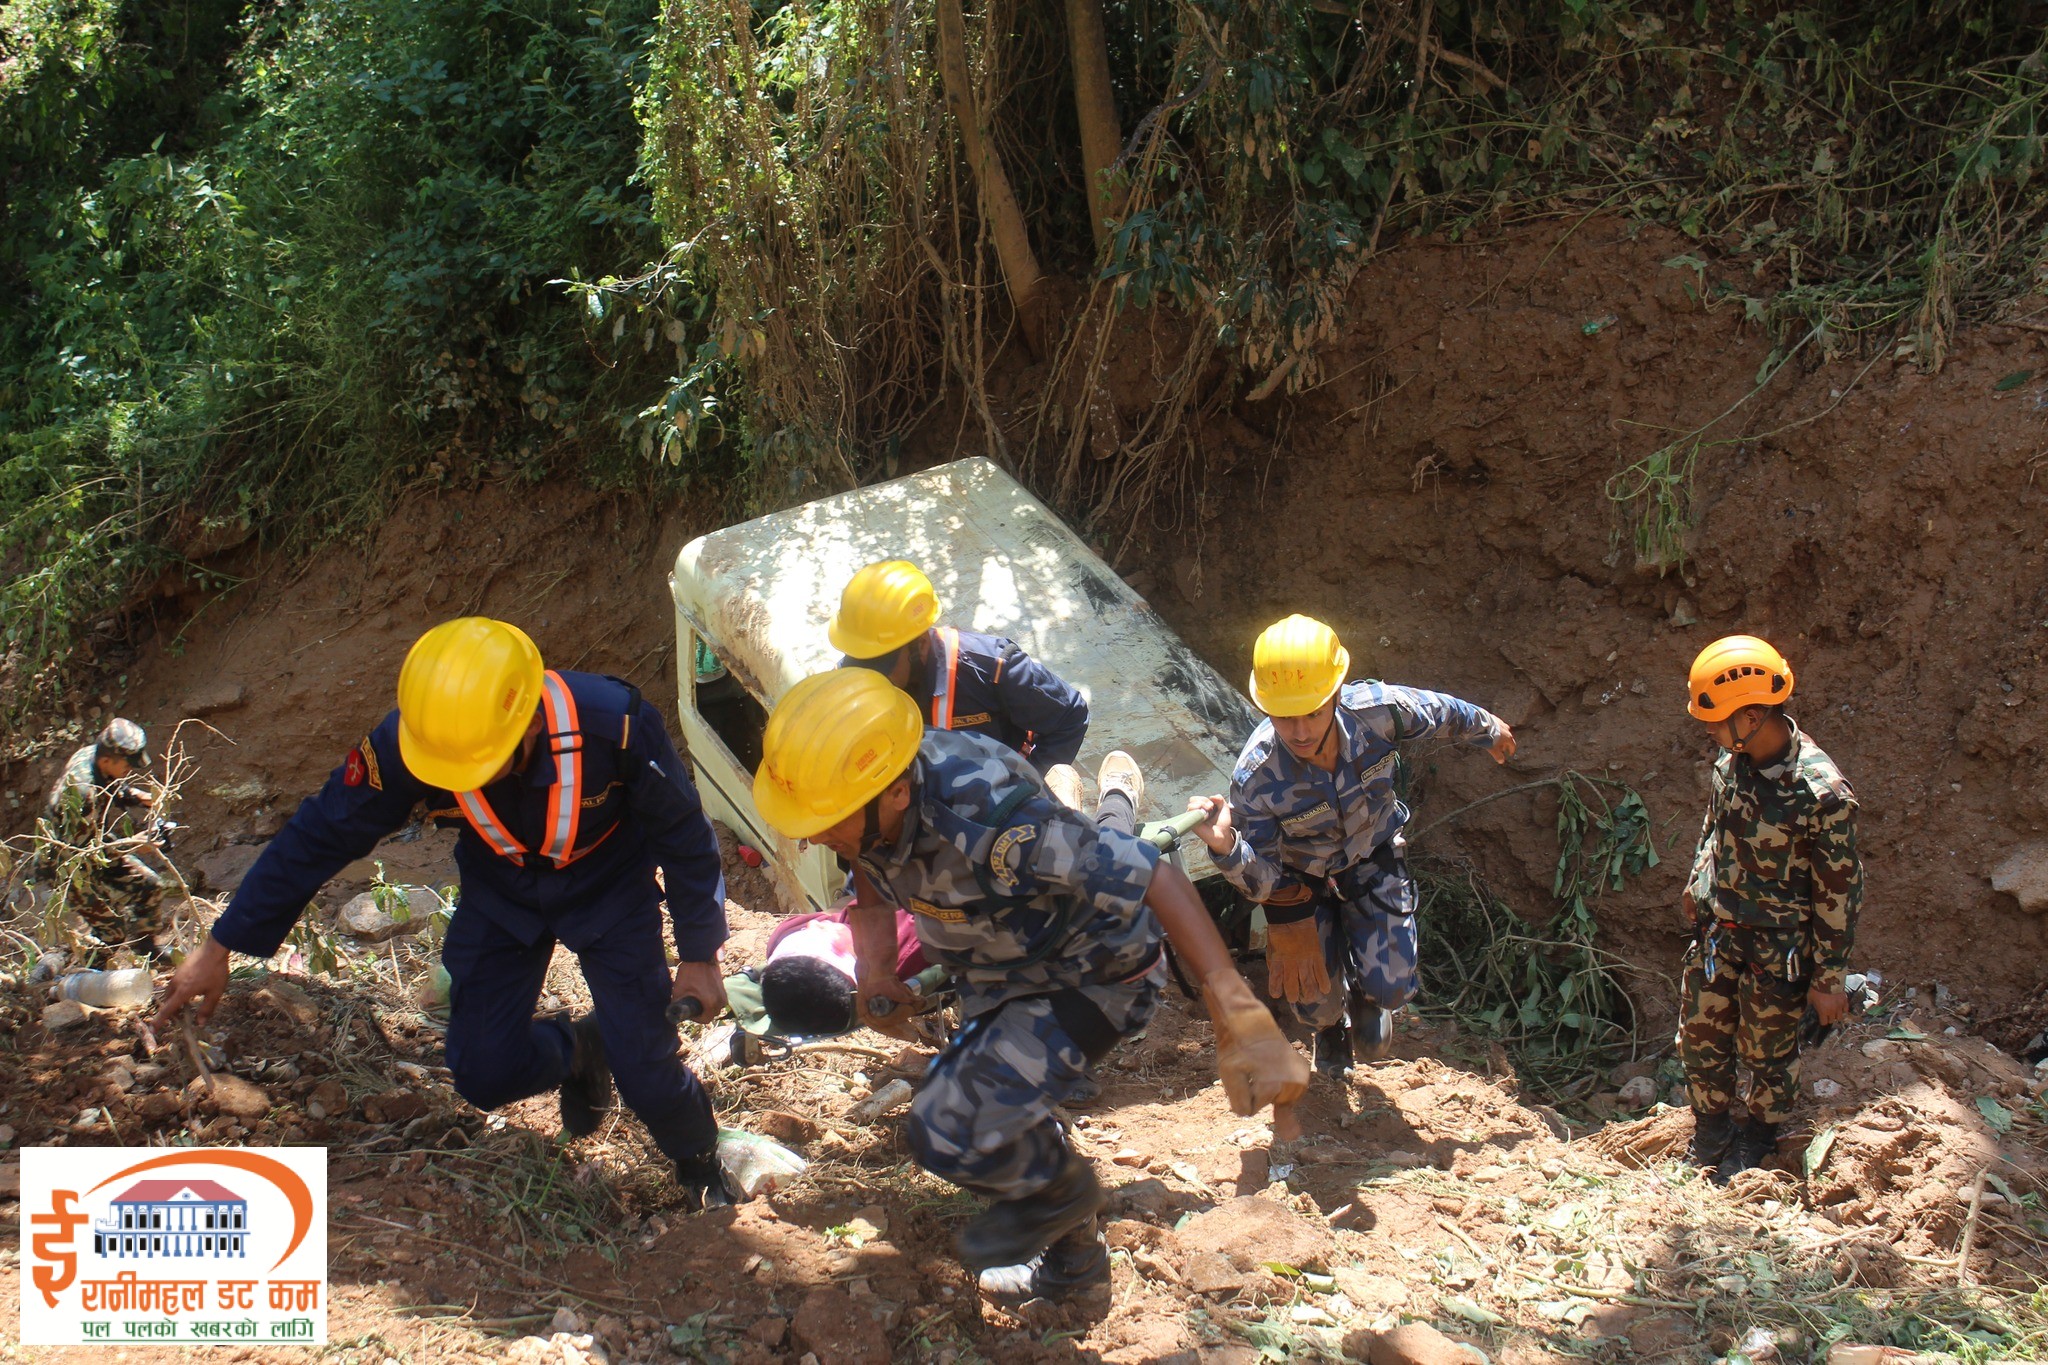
[828,560,940,660]
[755,669,925,839]
[396,618,545,790]
[1249,614,1350,717]
[1687,635,1794,721]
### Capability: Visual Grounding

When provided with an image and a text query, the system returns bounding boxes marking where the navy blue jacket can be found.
[845,629,1089,773]
[212,672,728,961]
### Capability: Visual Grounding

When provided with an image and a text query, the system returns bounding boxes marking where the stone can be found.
[789,1287,890,1365]
[183,682,247,717]
[1368,1322,1483,1365]
[1181,1250,1246,1297]
[42,1000,88,1031]
[759,1110,820,1143]
[749,1317,787,1348]
[207,776,277,812]
[191,843,264,896]
[253,978,320,1027]
[1992,843,2048,913]
[0,1123,15,1146]
[551,1308,584,1335]
[306,1079,349,1120]
[1169,1195,1334,1273]
[1627,1313,1698,1356]
[200,1074,272,1120]
[336,891,428,942]
[1619,1075,1659,1108]
[1332,1268,1410,1312]
[362,1089,427,1125]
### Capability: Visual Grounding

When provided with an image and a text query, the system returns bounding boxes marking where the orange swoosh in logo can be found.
[87,1151,315,1272]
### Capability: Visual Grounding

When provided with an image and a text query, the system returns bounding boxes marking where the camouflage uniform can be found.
[1215,681,1504,1028]
[1680,718,1861,1123]
[39,743,170,958]
[856,729,1165,1199]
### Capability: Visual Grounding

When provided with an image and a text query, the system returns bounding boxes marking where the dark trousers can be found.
[440,899,716,1162]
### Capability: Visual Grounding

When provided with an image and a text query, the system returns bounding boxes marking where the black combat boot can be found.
[1717,1119,1779,1182]
[1350,995,1395,1063]
[1686,1109,1735,1173]
[674,1150,737,1213]
[955,1147,1106,1272]
[976,1218,1111,1302]
[558,1014,615,1138]
[1314,1023,1354,1079]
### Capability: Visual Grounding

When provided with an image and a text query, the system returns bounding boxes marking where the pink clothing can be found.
[766,903,928,979]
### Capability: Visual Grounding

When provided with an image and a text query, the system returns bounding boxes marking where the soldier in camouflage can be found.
[37,719,174,961]
[1190,616,1514,1077]
[753,669,1308,1304]
[1678,635,1862,1182]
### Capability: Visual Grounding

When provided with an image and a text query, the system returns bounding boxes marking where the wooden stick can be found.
[1957,1169,1988,1285]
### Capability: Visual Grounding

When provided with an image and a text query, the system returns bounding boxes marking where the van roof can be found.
[671,458,1260,878]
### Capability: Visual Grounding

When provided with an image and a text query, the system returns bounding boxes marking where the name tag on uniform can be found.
[909,897,966,924]
[950,712,993,728]
[1281,801,1335,831]
[1358,753,1396,784]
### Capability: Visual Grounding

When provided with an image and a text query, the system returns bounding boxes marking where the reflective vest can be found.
[928,627,964,730]
[454,671,608,868]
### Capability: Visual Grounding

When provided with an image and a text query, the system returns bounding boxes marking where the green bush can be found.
[0,0,672,724]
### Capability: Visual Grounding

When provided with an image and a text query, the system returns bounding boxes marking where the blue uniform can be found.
[857,730,1163,1199]
[844,627,1089,773]
[1217,680,1502,1027]
[213,671,728,1160]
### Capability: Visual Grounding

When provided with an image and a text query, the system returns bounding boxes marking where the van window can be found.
[689,633,767,774]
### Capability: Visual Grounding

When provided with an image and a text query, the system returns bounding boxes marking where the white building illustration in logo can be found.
[93,1180,249,1259]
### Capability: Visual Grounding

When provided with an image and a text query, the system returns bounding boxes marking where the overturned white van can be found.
[668,457,1261,916]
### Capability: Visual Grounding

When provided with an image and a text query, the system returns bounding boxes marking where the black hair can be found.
[759,954,858,1037]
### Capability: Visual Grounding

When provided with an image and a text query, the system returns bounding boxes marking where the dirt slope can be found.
[1125,217,2048,1032]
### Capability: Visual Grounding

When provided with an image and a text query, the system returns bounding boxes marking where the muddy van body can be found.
[668,457,1260,916]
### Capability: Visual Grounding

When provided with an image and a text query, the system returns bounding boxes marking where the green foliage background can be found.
[0,0,670,723]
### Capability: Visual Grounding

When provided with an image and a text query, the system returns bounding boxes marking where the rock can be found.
[551,1308,584,1335]
[336,892,427,942]
[1668,1084,1689,1107]
[1627,1313,1698,1356]
[362,1089,426,1125]
[306,1079,349,1120]
[0,1162,18,1198]
[1814,1078,1843,1099]
[0,1123,15,1146]
[1181,1251,1245,1296]
[1992,843,2048,913]
[1369,1322,1483,1365]
[207,776,276,812]
[1619,1075,1659,1108]
[850,1204,890,1239]
[749,1317,787,1348]
[1332,1268,1410,1312]
[183,682,247,717]
[199,1074,272,1120]
[42,1000,89,1031]
[1169,1195,1334,1273]
[253,978,320,1027]
[759,1110,820,1143]
[790,1287,890,1365]
[191,843,264,895]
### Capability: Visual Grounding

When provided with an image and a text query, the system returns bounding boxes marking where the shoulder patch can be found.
[1799,758,1855,812]
[344,737,383,790]
[988,823,1040,892]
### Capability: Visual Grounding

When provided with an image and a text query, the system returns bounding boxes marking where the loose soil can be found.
[6,220,2048,1361]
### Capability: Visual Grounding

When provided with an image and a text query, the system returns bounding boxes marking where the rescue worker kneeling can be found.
[754,670,1308,1302]
[157,618,735,1208]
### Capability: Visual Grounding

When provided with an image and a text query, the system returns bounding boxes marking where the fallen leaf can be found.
[1977,1097,2014,1134]
[1804,1124,1838,1177]
[1995,369,2033,392]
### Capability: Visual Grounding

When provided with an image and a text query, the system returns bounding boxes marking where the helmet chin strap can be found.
[1729,709,1767,753]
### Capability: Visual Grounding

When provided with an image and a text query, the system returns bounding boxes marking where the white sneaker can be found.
[1096,751,1145,817]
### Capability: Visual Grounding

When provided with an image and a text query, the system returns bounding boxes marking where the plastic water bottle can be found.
[716,1128,807,1197]
[55,969,153,1009]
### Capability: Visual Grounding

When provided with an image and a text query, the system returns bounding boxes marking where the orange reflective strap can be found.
[538,671,583,868]
[456,790,527,865]
[930,627,961,730]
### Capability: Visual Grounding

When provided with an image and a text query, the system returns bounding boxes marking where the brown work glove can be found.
[1262,915,1331,1005]
[1203,969,1311,1116]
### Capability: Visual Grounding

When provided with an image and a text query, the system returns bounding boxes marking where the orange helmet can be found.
[1687,635,1794,721]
